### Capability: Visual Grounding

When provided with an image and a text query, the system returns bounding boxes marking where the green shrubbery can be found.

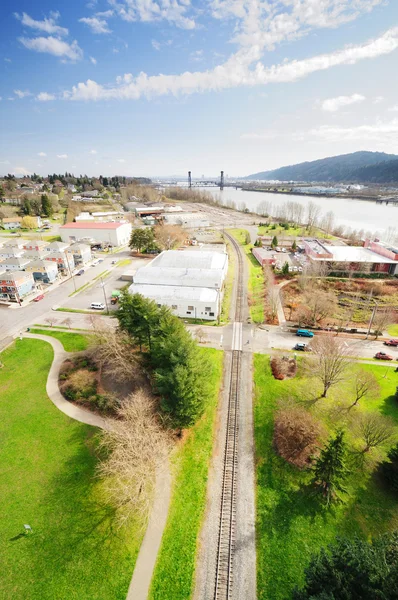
[59,356,117,413]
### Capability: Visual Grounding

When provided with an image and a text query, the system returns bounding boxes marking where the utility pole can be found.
[65,252,76,292]
[366,302,377,339]
[100,277,109,313]
[188,171,192,189]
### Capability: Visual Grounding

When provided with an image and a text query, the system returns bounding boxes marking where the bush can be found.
[274,405,324,469]
[271,356,297,380]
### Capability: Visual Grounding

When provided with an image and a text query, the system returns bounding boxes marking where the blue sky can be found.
[1,0,398,177]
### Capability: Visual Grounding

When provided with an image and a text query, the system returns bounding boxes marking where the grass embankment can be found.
[388,324,398,336]
[33,324,90,332]
[228,228,265,323]
[56,307,106,315]
[149,348,223,600]
[29,329,91,352]
[220,238,235,324]
[254,355,398,600]
[0,339,143,600]
[258,224,334,240]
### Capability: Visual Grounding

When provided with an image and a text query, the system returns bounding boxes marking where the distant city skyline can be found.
[1,1,398,177]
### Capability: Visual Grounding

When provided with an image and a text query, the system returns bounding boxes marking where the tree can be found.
[271,235,278,248]
[44,317,57,327]
[292,239,297,252]
[97,390,170,526]
[300,290,337,326]
[308,335,350,398]
[306,200,321,233]
[293,534,398,600]
[273,405,325,469]
[311,430,349,505]
[373,309,396,340]
[282,261,289,275]
[129,228,156,253]
[379,443,398,493]
[31,199,42,215]
[357,413,395,454]
[61,317,73,329]
[41,194,53,217]
[154,224,185,250]
[347,369,380,410]
[21,216,37,230]
[245,231,251,245]
[22,198,32,215]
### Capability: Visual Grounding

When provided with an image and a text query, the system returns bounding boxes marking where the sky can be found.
[1,0,398,178]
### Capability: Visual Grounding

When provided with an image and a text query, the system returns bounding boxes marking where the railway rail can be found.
[214,233,244,600]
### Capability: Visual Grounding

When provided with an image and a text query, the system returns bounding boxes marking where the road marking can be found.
[231,322,243,351]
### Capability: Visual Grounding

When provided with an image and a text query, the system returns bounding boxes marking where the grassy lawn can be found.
[254,355,398,600]
[228,228,265,323]
[388,324,398,336]
[56,307,106,315]
[149,348,224,600]
[258,224,334,240]
[29,329,91,352]
[0,339,143,600]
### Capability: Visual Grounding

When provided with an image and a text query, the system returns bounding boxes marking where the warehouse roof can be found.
[134,266,224,288]
[128,283,219,302]
[60,222,128,230]
[149,250,227,271]
[322,245,398,264]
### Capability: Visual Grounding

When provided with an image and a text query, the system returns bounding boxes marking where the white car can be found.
[90,302,105,310]
[281,248,287,253]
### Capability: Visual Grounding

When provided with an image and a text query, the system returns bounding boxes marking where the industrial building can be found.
[59,222,132,247]
[304,239,398,275]
[128,249,228,320]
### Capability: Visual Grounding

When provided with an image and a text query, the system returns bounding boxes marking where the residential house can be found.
[2,217,22,230]
[25,259,58,284]
[66,243,92,265]
[45,241,70,253]
[45,251,75,272]
[0,270,35,302]
[2,256,31,271]
[0,246,25,260]
[22,240,49,252]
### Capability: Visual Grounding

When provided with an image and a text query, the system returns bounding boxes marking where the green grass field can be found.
[29,329,91,352]
[220,239,235,324]
[387,324,398,336]
[258,224,335,240]
[228,228,265,323]
[0,339,143,600]
[149,348,224,600]
[254,355,398,600]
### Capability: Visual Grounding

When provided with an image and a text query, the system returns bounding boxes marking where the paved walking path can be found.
[23,332,172,599]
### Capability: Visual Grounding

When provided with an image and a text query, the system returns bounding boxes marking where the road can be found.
[0,251,150,339]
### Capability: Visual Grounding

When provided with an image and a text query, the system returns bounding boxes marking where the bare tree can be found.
[372,308,396,340]
[347,369,380,410]
[307,335,350,398]
[303,290,337,326]
[321,211,335,238]
[44,317,57,327]
[306,201,321,233]
[97,391,170,526]
[154,224,186,250]
[195,327,206,343]
[356,413,395,454]
[61,317,73,330]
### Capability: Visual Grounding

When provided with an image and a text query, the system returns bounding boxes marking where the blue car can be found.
[296,329,314,338]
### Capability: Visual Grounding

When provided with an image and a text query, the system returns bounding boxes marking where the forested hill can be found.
[246,151,398,183]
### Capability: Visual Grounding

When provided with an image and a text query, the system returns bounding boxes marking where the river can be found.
[199,187,398,238]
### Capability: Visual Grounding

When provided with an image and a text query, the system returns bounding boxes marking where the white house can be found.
[59,222,132,247]
[66,243,92,265]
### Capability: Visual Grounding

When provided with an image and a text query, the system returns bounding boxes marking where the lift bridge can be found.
[188,170,225,190]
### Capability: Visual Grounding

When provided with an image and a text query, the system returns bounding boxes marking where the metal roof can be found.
[60,222,129,230]
[128,283,219,302]
[149,250,227,271]
[134,266,224,288]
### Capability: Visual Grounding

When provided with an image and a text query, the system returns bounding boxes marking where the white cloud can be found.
[14,11,68,36]
[89,149,97,154]
[38,152,47,157]
[308,118,398,142]
[96,10,114,17]
[19,36,83,62]
[111,0,195,29]
[152,39,161,51]
[374,95,384,103]
[90,56,97,64]
[37,92,55,101]
[13,166,31,176]
[388,104,398,111]
[57,154,68,159]
[79,16,112,34]
[14,89,32,98]
[118,158,126,163]
[62,27,398,102]
[191,49,204,62]
[321,93,366,112]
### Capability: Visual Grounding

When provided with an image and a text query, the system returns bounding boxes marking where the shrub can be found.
[274,405,324,469]
[271,356,297,380]
[62,369,97,401]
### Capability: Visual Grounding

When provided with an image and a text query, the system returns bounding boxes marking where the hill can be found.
[246,151,398,183]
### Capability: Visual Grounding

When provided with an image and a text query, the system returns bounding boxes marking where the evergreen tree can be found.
[292,239,297,251]
[379,443,398,494]
[41,194,53,217]
[245,231,251,245]
[282,261,290,275]
[293,533,398,600]
[271,235,278,248]
[22,198,32,215]
[129,228,156,253]
[311,430,349,505]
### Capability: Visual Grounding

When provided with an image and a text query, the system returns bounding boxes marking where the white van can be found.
[90,302,105,310]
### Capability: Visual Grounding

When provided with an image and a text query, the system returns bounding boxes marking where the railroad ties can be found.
[214,233,244,600]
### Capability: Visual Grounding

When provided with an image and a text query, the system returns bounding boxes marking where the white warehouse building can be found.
[59,222,132,247]
[128,250,228,320]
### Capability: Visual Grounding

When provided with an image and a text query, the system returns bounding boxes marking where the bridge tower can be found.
[188,171,192,189]
[220,170,224,190]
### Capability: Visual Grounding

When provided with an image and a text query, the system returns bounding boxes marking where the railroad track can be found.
[214,233,244,600]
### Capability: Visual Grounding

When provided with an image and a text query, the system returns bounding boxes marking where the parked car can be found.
[111,297,118,305]
[76,269,84,275]
[296,329,314,338]
[374,352,393,361]
[33,294,45,302]
[90,302,105,310]
[293,342,310,351]
[281,247,287,253]
[111,260,117,264]
[98,259,104,263]
[384,339,398,347]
